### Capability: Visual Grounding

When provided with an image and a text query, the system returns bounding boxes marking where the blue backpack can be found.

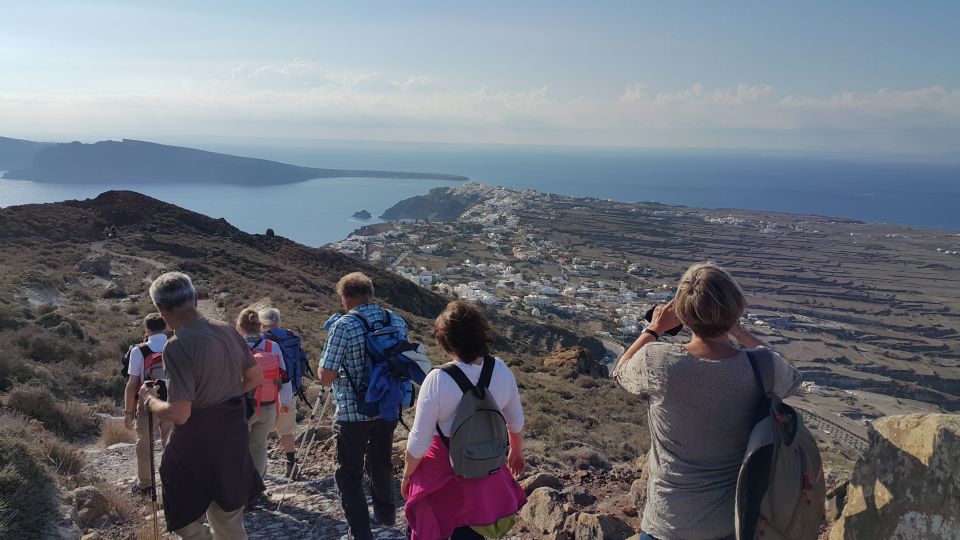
[342,309,429,422]
[263,327,313,403]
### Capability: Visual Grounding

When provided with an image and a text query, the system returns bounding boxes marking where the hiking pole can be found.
[275,388,333,512]
[147,402,160,540]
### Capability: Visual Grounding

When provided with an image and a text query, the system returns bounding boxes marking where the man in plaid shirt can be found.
[320,272,407,540]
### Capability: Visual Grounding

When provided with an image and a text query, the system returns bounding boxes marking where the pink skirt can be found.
[404,437,527,540]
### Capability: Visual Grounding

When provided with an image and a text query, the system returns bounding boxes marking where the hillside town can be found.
[328,184,842,361]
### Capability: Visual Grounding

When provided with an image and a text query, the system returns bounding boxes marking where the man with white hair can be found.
[139,271,265,539]
[259,307,306,478]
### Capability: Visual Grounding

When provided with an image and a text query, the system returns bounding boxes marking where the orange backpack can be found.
[251,339,282,416]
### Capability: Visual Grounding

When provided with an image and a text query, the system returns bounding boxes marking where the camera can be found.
[644,306,683,336]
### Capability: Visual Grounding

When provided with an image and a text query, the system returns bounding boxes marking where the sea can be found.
[1,140,958,247]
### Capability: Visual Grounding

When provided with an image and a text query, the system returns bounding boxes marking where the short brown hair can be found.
[673,262,746,338]
[336,272,375,299]
[433,301,493,361]
[143,312,166,333]
[236,307,262,334]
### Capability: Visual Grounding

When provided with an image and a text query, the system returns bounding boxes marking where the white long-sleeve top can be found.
[407,357,524,459]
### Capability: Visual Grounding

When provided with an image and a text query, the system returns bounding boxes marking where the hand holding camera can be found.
[645,301,683,336]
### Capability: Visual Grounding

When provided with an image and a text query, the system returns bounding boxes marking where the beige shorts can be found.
[274,407,297,437]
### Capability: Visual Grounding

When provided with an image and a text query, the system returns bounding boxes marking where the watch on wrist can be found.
[642,327,660,340]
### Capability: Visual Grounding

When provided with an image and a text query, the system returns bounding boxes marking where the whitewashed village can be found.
[329,184,842,366]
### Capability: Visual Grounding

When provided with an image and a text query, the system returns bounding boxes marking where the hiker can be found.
[237,307,292,479]
[612,262,802,540]
[319,272,407,540]
[123,312,173,495]
[259,307,308,478]
[402,301,527,540]
[138,272,265,539]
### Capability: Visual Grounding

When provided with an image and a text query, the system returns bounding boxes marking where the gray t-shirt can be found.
[613,343,801,540]
[163,318,257,408]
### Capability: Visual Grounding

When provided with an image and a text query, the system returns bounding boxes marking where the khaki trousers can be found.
[136,409,173,488]
[173,500,247,540]
[247,404,277,479]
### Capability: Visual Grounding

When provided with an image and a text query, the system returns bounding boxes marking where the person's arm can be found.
[318,321,347,387]
[730,323,793,364]
[401,371,442,497]
[615,301,681,369]
[276,347,293,410]
[124,375,142,430]
[508,431,524,477]
[242,363,264,393]
[139,384,193,425]
[400,452,423,499]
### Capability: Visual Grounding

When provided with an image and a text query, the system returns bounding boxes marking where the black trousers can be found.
[450,526,484,539]
[335,419,398,540]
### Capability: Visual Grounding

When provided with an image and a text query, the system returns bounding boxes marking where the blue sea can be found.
[1,140,958,246]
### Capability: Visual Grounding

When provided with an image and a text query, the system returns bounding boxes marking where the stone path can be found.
[83,434,407,539]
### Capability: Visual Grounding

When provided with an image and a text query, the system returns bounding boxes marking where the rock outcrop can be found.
[520,472,563,495]
[544,346,607,377]
[77,253,111,277]
[829,413,960,539]
[521,487,569,537]
[71,485,110,528]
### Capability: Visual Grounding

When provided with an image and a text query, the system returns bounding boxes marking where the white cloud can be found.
[1,61,958,156]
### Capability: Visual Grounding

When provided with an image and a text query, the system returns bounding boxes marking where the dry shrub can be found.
[101,418,136,447]
[40,436,85,476]
[0,436,58,538]
[94,396,121,415]
[99,481,140,525]
[5,386,98,439]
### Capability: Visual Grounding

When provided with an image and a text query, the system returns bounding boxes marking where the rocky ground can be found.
[75,409,643,540]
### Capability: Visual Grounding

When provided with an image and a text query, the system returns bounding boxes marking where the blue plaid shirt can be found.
[320,303,408,422]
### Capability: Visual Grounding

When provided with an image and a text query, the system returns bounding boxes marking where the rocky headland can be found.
[1,138,469,185]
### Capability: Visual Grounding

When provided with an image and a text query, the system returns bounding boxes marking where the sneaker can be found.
[285,459,299,479]
[370,513,396,528]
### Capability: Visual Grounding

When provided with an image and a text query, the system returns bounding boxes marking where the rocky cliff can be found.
[829,413,960,539]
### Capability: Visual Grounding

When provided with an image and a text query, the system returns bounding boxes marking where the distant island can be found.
[0,137,469,185]
[352,210,372,219]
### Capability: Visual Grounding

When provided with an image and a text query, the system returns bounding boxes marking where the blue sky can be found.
[1,1,958,158]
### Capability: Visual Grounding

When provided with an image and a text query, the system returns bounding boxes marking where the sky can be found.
[1,1,958,159]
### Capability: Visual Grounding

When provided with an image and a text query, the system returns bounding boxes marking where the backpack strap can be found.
[439,363,476,395]
[746,349,774,423]
[477,356,495,391]
[347,310,374,332]
[137,344,153,358]
[249,338,264,351]
[436,362,481,445]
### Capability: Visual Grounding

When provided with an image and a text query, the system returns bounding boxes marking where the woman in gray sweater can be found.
[613,262,801,540]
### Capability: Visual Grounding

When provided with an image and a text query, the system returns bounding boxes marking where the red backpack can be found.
[138,344,167,400]
[250,339,282,416]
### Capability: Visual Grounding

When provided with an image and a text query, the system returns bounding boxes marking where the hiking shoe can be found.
[370,513,396,527]
[285,459,299,479]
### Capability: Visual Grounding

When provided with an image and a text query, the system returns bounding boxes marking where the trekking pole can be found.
[147,406,160,540]
[275,388,333,512]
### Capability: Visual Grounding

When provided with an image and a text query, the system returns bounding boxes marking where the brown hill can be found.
[0,191,646,538]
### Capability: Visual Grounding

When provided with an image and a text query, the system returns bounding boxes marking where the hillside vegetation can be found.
[0,191,646,538]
